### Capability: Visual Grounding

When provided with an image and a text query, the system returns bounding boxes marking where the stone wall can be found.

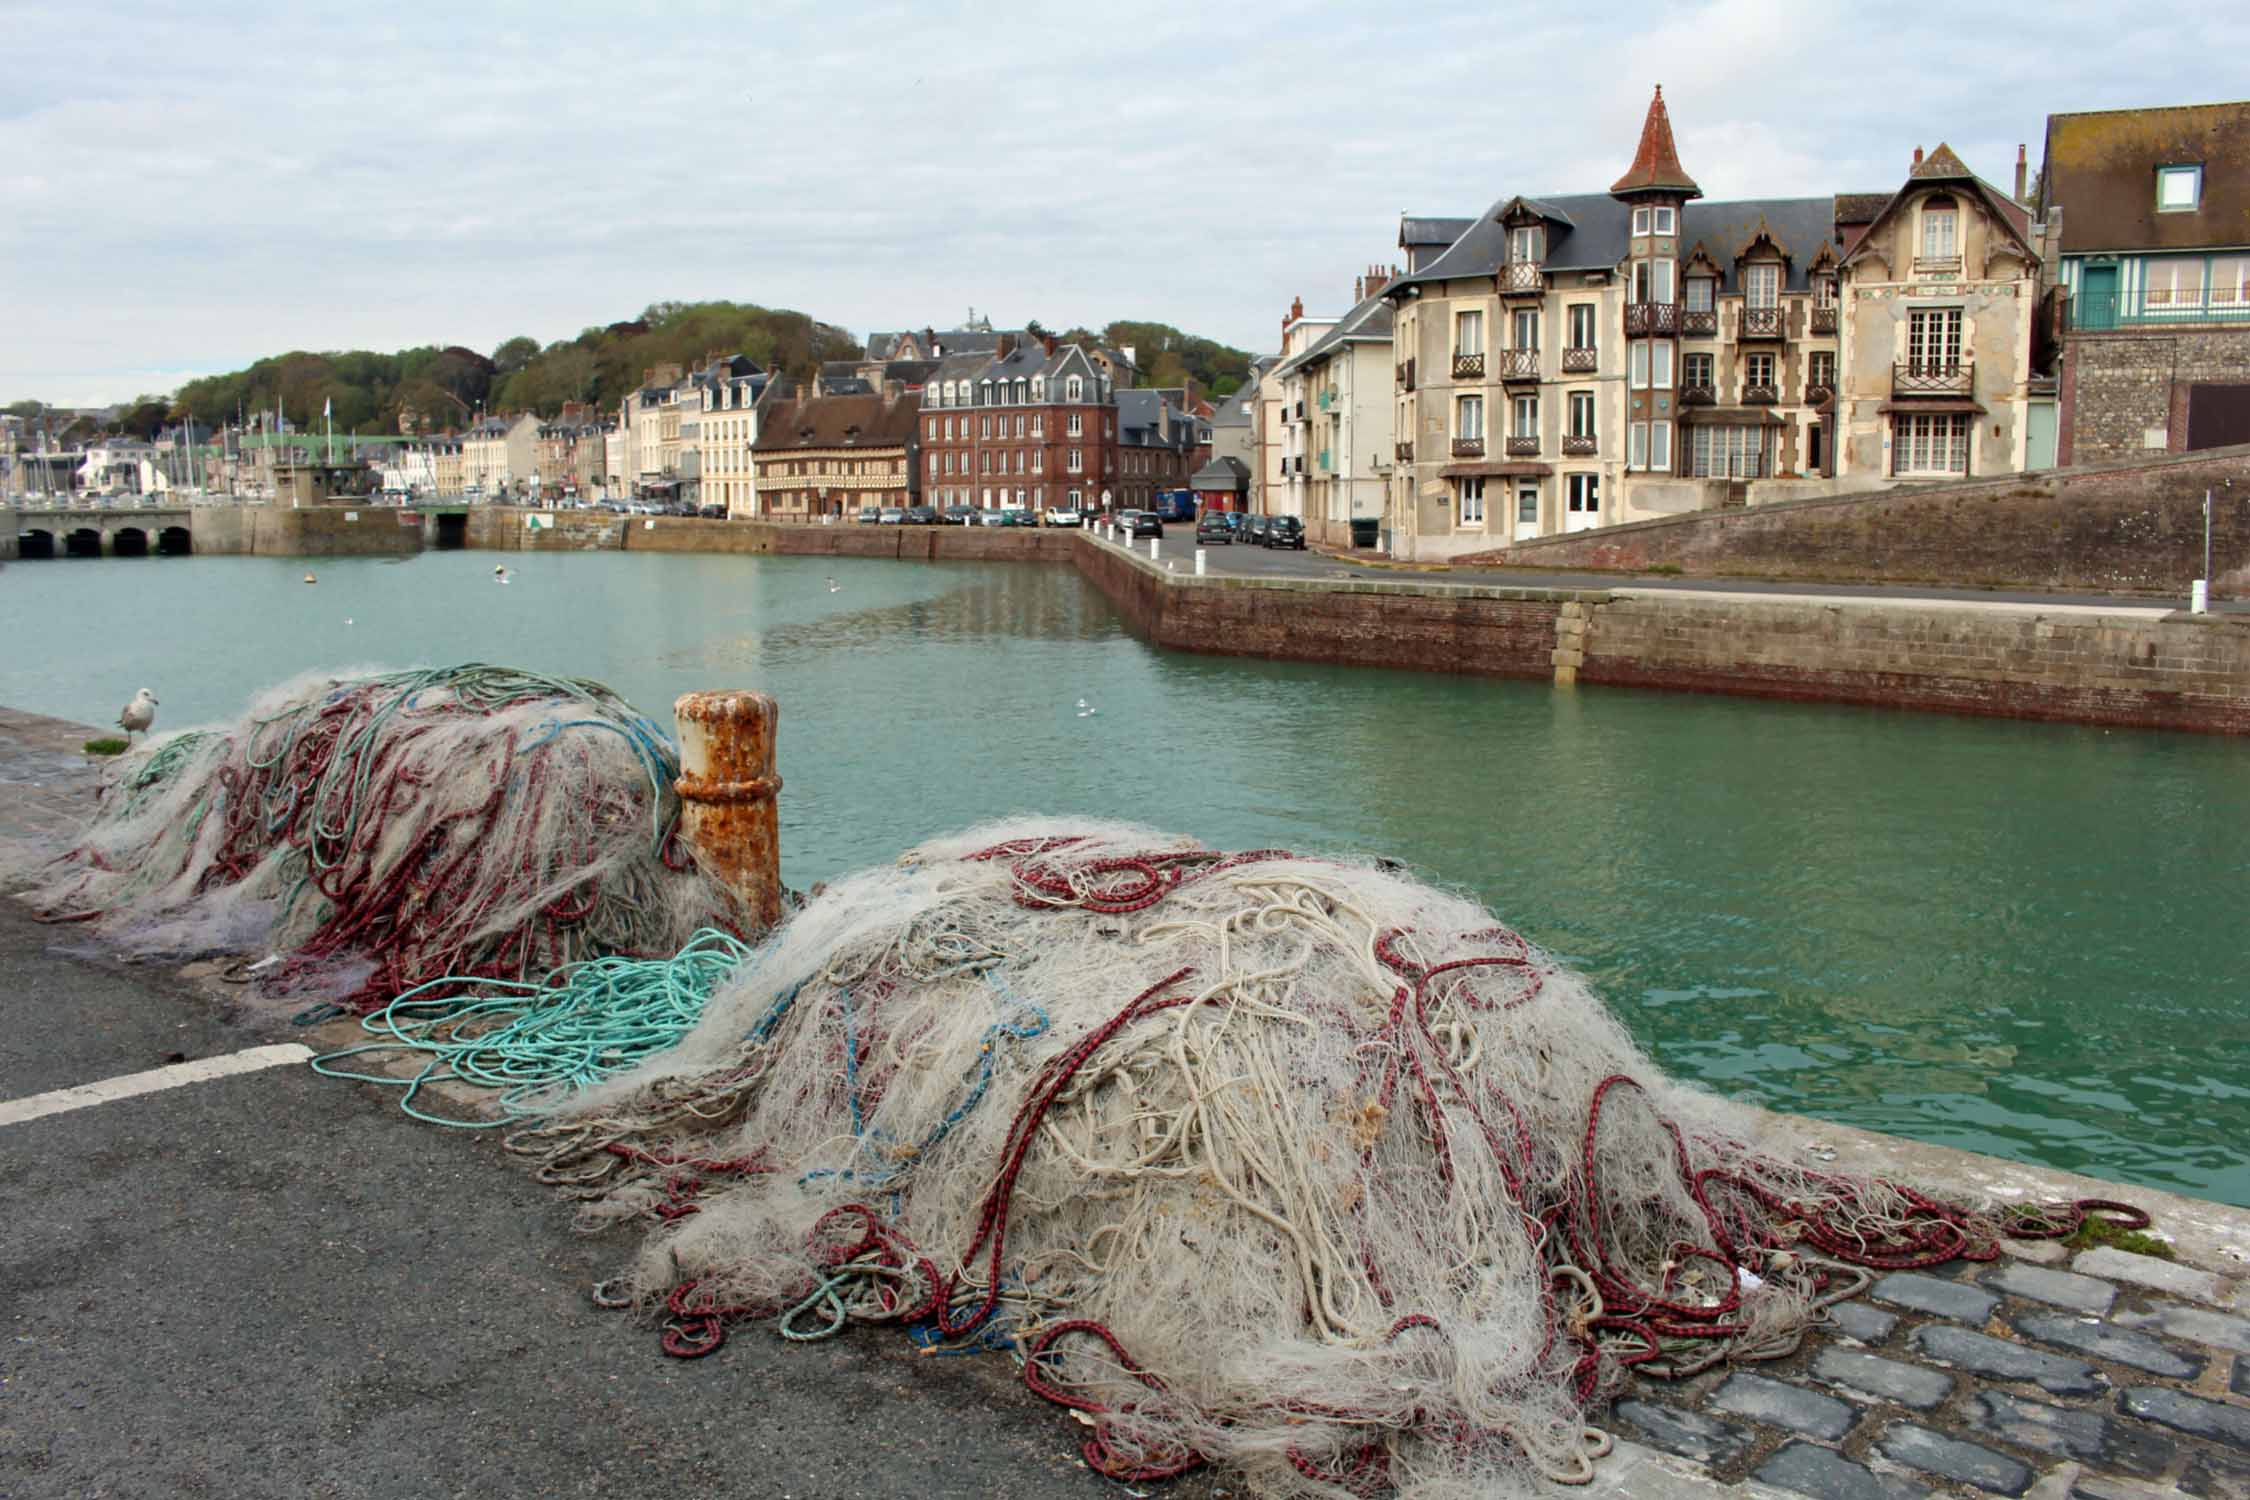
[1460,446,2250,597]
[1074,534,1577,677]
[463,508,624,551]
[2062,326,2250,464]
[1074,535,2250,734]
[1577,596,2250,735]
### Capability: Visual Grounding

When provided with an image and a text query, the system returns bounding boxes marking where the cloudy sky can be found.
[6,0,2245,406]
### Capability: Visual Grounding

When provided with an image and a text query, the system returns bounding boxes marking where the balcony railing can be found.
[1395,441,1414,462]
[1810,305,1838,335]
[1680,382,1716,405]
[1561,433,1597,456]
[1911,256,1963,278]
[2073,289,2250,331]
[1396,357,1416,391]
[1892,361,1974,396]
[1497,349,1540,381]
[1450,436,1485,458]
[1452,352,1485,380]
[1625,302,1679,335]
[1506,435,1540,457]
[1498,262,1544,295]
[1681,309,1717,336]
[1561,346,1597,374]
[1804,380,1835,405]
[1742,383,1779,404]
[1739,306,1786,339]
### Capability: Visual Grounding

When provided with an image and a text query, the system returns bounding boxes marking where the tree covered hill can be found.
[105,305,1260,438]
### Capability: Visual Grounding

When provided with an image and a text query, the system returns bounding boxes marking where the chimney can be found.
[2014,144,2028,201]
[1364,264,1394,298]
[1354,274,1365,302]
[1913,145,1924,168]
[1041,332,1057,356]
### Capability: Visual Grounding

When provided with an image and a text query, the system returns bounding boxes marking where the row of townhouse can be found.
[1244,90,2248,559]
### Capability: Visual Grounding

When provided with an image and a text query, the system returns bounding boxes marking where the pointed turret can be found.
[1611,85,1702,199]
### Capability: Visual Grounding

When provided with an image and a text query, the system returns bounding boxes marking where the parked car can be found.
[999,507,1037,527]
[904,505,940,525]
[1240,515,1271,546]
[1264,515,1307,550]
[1195,513,1233,545]
[976,509,1006,526]
[858,504,882,524]
[943,505,976,525]
[1044,505,1083,528]
[1127,511,1164,539]
[699,504,726,519]
[878,507,906,524]
[1219,511,1245,534]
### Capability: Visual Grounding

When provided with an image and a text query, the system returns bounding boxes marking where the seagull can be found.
[1076,698,1088,710]
[826,576,840,592]
[118,687,157,743]
[494,565,510,583]
[302,573,316,584]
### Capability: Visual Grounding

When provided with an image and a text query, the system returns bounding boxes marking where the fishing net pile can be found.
[30,665,735,1008]
[517,819,2122,1499]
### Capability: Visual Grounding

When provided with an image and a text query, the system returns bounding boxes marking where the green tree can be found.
[492,336,541,377]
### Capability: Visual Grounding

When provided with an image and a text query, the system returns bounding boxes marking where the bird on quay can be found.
[117,688,157,743]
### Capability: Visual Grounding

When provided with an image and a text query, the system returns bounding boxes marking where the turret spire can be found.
[1611,84,1702,199]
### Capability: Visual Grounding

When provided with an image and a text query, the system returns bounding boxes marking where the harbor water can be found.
[5,549,2248,1205]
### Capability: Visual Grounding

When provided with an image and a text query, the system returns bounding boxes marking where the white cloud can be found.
[4,0,2245,404]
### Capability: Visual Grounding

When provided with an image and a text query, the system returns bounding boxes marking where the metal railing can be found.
[1892,361,1974,396]
[1680,309,1717,336]
[1450,436,1485,458]
[1497,349,1540,381]
[1680,382,1716,405]
[1396,358,1416,391]
[1498,262,1544,295]
[1395,441,1414,462]
[1452,352,1485,380]
[1561,433,1597,456]
[1740,306,1785,338]
[1561,346,1597,374]
[1742,383,1779,404]
[1804,381,1835,405]
[1506,435,1540,457]
[1625,302,1679,335]
[1810,306,1838,335]
[2073,288,2250,331]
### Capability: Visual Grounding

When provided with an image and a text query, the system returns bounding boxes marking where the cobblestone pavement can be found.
[4,710,2246,1499]
[1590,1241,2250,1499]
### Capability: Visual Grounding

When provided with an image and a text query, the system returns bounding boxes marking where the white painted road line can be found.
[0,1043,314,1127]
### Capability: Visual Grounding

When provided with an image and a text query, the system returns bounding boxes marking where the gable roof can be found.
[1611,85,1702,198]
[1842,148,2036,271]
[2039,100,2250,254]
[1269,285,1396,378]
[753,392,921,451]
[1399,216,1474,248]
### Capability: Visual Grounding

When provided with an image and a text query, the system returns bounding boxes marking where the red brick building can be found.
[919,335,1122,513]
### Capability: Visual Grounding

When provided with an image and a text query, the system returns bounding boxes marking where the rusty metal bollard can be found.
[672,691,783,933]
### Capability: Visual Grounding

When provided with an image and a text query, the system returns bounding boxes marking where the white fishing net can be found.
[28,665,735,1008]
[517,818,2018,1499]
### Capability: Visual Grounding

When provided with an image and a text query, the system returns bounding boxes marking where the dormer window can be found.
[1745,263,1780,310]
[1031,378,1044,400]
[1684,277,1714,312]
[1015,378,1028,403]
[1066,375,1084,401]
[1921,196,1958,262]
[1509,225,1542,264]
[981,381,994,404]
[2157,164,2202,212]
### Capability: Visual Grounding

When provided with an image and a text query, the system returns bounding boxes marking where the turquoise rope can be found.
[309,928,753,1126]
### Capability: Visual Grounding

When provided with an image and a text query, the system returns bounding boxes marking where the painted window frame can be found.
[1653,206,1676,235]
[1745,263,1781,310]
[1455,309,1484,357]
[1568,303,1597,349]
[2156,164,2202,213]
[1458,476,1485,525]
[1567,472,1600,514]
[1456,394,1484,440]
[1568,390,1595,439]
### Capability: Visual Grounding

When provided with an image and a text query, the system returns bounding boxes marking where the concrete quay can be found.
[6,704,2249,1500]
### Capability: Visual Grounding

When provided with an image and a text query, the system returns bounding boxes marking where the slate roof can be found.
[1115,389,1193,451]
[1269,286,1398,378]
[867,328,1005,359]
[1190,455,1250,488]
[1400,216,1475,248]
[1390,193,1841,296]
[2039,100,2250,254]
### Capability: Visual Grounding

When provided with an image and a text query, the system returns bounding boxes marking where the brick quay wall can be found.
[1074,535,2250,735]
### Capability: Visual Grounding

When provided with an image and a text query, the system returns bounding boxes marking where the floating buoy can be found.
[303,573,316,584]
[494,565,507,577]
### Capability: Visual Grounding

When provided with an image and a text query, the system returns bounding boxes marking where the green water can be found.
[6,550,2248,1205]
